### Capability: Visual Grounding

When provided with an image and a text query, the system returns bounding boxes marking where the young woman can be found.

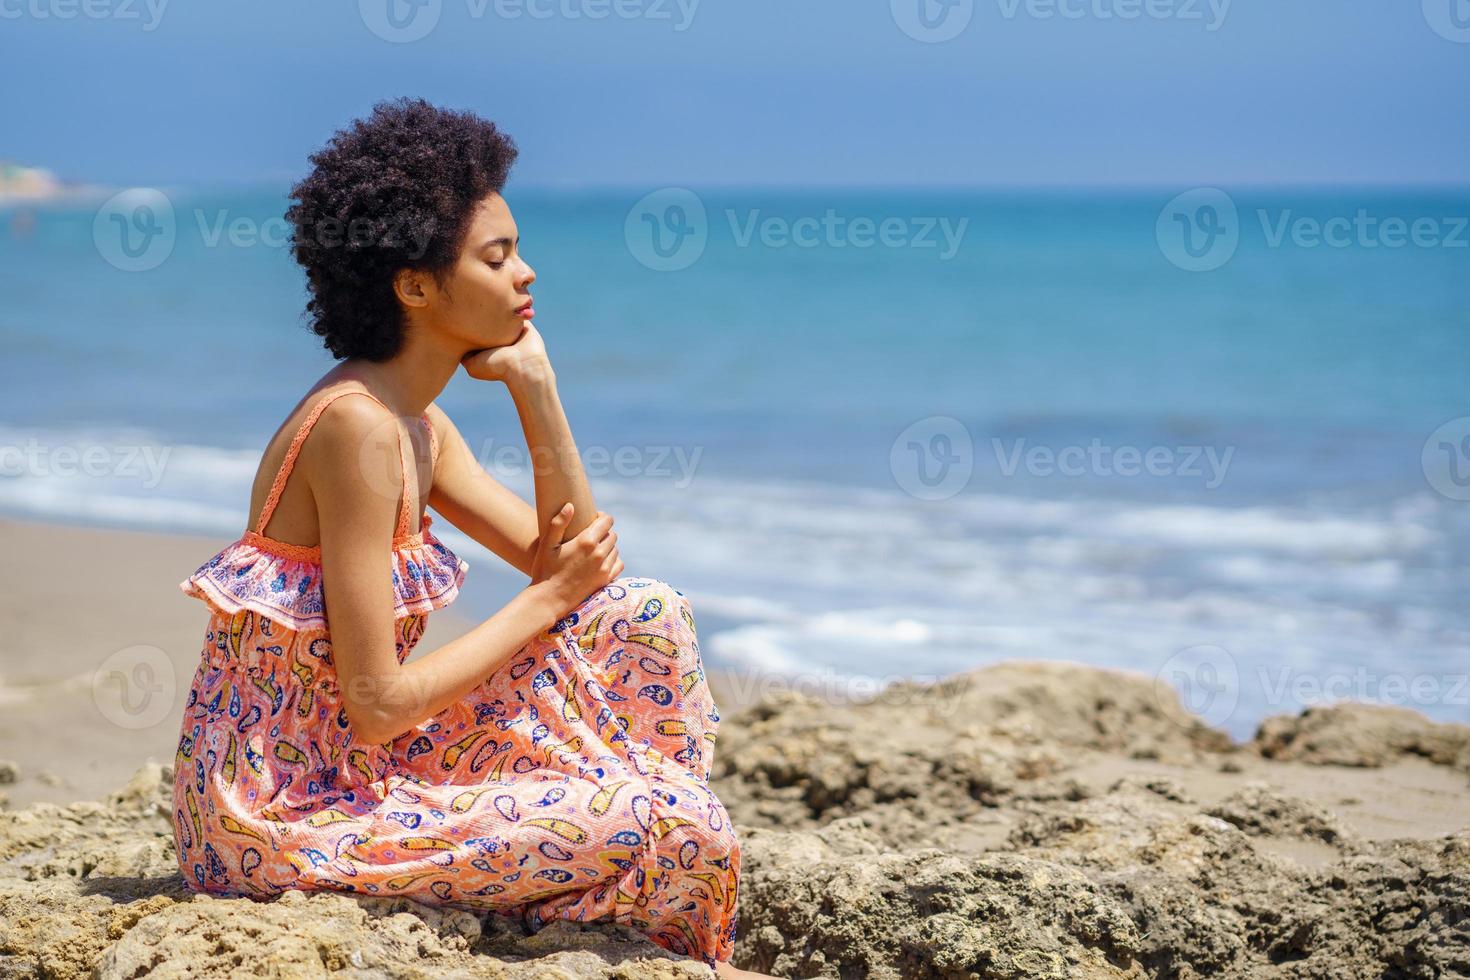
[172,98,766,977]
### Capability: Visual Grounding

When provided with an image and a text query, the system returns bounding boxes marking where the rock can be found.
[1106,776,1195,804]
[1252,701,1470,772]
[711,664,1470,977]
[712,660,1234,851]
[93,890,712,979]
[738,827,1144,979]
[1205,781,1361,848]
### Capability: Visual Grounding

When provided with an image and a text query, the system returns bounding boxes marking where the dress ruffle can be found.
[179,517,468,631]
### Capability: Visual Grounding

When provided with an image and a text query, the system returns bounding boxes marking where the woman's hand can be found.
[529,503,623,611]
[460,322,552,387]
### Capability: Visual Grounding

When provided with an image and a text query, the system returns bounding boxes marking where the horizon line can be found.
[23,175,1470,195]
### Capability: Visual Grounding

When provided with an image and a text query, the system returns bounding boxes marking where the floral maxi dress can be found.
[171,386,741,966]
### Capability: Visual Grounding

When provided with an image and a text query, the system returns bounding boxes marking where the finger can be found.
[535,504,574,559]
[546,505,574,544]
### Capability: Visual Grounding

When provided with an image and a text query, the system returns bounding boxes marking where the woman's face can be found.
[428,191,536,349]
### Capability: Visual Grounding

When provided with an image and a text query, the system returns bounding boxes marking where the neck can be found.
[336,329,463,417]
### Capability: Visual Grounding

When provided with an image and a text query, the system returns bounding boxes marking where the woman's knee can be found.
[608,576,689,616]
[619,581,707,690]
[601,579,698,651]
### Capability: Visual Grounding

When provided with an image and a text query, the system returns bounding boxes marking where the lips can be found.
[514,298,534,313]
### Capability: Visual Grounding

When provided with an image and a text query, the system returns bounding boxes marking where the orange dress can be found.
[171,386,740,966]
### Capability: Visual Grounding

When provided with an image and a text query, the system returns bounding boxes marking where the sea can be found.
[2,184,1467,742]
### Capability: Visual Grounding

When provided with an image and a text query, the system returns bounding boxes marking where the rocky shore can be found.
[2,660,1468,978]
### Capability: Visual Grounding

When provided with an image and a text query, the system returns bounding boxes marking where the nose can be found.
[516,256,536,288]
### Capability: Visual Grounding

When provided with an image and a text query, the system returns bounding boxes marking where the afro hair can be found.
[285,98,519,361]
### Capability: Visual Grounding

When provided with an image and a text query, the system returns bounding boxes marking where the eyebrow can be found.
[479,235,519,250]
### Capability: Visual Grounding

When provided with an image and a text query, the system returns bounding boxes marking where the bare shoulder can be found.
[297,391,400,490]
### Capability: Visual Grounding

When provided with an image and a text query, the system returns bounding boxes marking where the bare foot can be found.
[714,959,778,979]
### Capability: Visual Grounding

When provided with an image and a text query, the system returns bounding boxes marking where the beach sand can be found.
[1,516,1468,977]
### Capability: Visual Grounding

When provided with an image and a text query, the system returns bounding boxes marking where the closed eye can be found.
[481,234,519,270]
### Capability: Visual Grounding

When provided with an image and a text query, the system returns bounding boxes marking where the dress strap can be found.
[254,387,416,540]
[422,412,438,467]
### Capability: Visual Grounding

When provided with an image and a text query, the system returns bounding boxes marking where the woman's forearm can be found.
[361,581,565,744]
[508,361,598,542]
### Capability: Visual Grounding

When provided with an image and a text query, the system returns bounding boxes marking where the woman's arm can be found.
[423,402,541,577]
[509,362,599,543]
[309,395,617,746]
[460,323,599,547]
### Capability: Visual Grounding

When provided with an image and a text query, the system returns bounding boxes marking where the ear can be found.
[394,268,431,309]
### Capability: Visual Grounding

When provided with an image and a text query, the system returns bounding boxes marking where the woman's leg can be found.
[516,758,741,966]
[520,578,741,966]
[378,577,741,967]
[555,577,722,781]
[388,578,717,782]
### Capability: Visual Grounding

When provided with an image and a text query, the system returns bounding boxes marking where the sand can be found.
[1,516,1468,977]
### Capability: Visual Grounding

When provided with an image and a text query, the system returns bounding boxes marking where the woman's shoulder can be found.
[264,371,386,456]
[291,395,406,511]
[251,379,404,524]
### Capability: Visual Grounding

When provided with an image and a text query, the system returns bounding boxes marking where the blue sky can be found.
[3,0,1468,187]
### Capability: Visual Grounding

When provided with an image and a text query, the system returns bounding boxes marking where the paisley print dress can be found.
[171,386,741,966]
